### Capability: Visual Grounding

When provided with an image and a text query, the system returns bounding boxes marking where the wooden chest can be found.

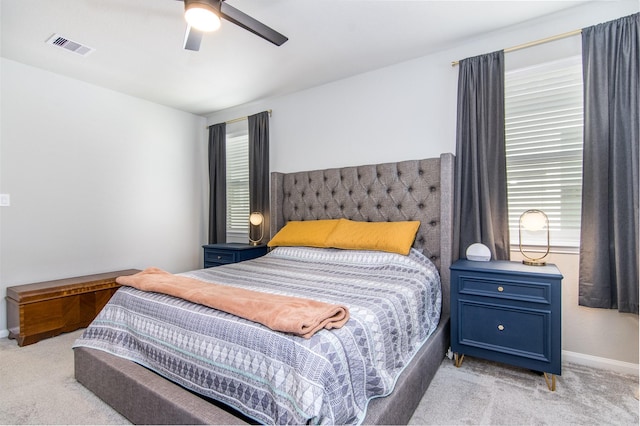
[6,269,140,346]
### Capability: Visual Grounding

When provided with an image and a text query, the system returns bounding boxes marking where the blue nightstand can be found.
[202,243,268,268]
[450,259,563,390]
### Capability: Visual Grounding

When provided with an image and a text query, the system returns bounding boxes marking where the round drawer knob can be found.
[498,324,505,331]
[497,286,504,292]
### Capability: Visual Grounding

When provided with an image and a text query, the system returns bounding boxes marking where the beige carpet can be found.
[0,329,637,425]
[0,330,127,425]
[409,355,639,425]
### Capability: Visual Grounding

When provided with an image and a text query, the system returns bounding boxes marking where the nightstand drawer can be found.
[458,275,551,305]
[458,300,551,362]
[204,250,237,265]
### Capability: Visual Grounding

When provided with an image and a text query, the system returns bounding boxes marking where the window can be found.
[505,56,583,248]
[225,125,249,242]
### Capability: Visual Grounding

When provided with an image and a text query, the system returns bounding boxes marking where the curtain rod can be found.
[207,109,272,128]
[225,109,272,124]
[451,29,582,67]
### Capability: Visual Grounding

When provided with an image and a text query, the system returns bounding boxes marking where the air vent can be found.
[46,34,94,57]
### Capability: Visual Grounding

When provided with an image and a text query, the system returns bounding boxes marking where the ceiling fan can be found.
[179,0,288,51]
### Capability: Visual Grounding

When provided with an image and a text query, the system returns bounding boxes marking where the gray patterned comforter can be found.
[74,246,441,425]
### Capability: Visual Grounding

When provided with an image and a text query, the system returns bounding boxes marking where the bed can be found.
[73,153,455,425]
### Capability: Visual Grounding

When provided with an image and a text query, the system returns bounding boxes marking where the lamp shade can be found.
[519,209,550,266]
[520,210,548,231]
[249,212,264,226]
[249,212,264,245]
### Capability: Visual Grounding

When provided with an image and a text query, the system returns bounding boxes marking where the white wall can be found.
[0,58,208,337]
[206,1,639,370]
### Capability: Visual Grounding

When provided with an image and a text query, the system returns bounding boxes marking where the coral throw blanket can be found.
[116,267,349,338]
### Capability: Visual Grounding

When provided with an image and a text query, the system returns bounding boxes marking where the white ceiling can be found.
[1,0,592,116]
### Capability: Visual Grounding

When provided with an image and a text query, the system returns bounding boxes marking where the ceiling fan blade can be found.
[183,25,204,51]
[220,2,288,46]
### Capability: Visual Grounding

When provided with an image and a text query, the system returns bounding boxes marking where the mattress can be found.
[74,246,442,425]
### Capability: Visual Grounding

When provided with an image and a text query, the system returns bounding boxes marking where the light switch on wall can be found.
[0,194,10,207]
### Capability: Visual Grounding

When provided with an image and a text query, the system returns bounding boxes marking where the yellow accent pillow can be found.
[268,219,341,248]
[324,219,420,255]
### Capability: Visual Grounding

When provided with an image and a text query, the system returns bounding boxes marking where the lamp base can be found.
[522,259,546,266]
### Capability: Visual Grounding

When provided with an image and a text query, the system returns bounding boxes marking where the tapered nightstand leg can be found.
[544,372,556,391]
[454,353,465,368]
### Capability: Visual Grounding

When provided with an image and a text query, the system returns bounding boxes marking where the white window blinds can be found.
[226,132,249,237]
[505,56,583,248]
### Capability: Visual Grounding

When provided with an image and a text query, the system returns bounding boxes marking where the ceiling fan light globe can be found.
[185,5,221,32]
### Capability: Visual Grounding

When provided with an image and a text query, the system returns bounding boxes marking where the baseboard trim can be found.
[563,350,639,376]
[0,329,9,339]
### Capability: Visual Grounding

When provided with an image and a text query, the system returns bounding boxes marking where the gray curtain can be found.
[453,50,510,261]
[579,13,639,314]
[248,111,270,244]
[208,123,226,244]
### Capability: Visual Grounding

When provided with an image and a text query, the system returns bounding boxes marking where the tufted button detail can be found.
[418,236,425,243]
[294,206,298,211]
[339,204,345,210]
[430,255,438,261]
[430,186,437,192]
[324,204,328,210]
[294,179,298,185]
[377,173,381,178]
[397,204,402,209]
[348,190,353,195]
[357,174,361,180]
[397,171,402,177]
[376,204,382,209]
[323,176,328,182]
[367,189,372,195]
[430,220,437,226]
[340,175,344,181]
[386,188,392,194]
[418,203,425,209]
[408,186,413,192]
[301,191,305,197]
[331,190,336,196]
[357,204,361,210]
[419,169,424,175]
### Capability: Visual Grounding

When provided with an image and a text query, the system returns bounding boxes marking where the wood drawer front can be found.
[458,275,551,305]
[457,300,551,362]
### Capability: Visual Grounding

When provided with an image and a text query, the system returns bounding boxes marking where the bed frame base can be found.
[74,153,455,424]
[74,316,449,425]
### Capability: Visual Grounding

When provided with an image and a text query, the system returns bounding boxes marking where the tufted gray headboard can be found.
[270,153,454,314]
